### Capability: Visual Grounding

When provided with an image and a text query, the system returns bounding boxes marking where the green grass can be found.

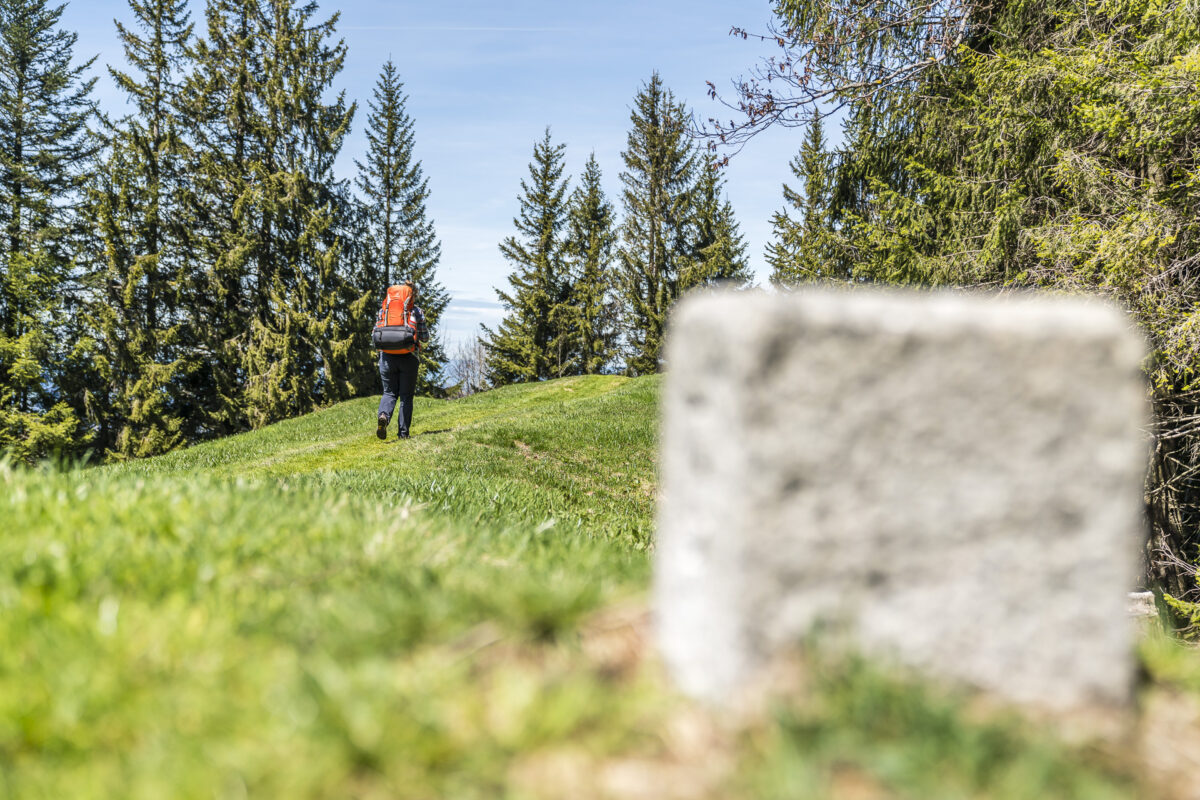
[733,653,1139,800]
[0,471,661,799]
[0,374,1162,798]
[112,375,658,547]
[2,376,660,799]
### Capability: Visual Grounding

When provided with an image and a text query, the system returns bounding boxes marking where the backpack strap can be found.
[382,293,393,326]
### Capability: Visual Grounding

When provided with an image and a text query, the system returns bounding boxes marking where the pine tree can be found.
[339,193,382,396]
[355,60,448,394]
[184,0,356,431]
[618,73,697,376]
[483,128,573,384]
[0,0,97,461]
[766,116,842,286]
[177,0,257,437]
[564,153,618,374]
[683,152,751,291]
[245,0,356,427]
[79,0,194,459]
[736,0,1200,590]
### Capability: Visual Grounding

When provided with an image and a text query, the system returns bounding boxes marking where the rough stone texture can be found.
[1128,592,1157,618]
[655,288,1148,710]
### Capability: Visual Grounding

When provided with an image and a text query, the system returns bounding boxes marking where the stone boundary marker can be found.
[655,289,1148,711]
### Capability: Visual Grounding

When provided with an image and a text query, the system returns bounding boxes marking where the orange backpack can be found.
[373,284,418,355]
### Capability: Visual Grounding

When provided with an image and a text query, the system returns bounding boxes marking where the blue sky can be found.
[60,1,803,351]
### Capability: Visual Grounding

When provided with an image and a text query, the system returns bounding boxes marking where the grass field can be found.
[1,374,1190,798]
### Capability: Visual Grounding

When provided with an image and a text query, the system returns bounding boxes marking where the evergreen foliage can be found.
[483,128,574,384]
[0,0,96,462]
[182,0,357,432]
[828,0,1200,591]
[618,72,698,376]
[177,0,259,438]
[79,0,194,459]
[766,116,842,286]
[684,152,752,291]
[564,153,619,375]
[355,60,448,394]
[735,0,1200,590]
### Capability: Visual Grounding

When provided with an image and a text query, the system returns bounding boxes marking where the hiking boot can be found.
[376,413,388,440]
[398,431,410,440]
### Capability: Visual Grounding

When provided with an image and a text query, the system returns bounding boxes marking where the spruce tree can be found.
[617,73,697,376]
[0,0,96,461]
[355,60,448,394]
[79,0,193,458]
[766,116,841,285]
[339,192,382,396]
[245,0,356,427]
[184,0,356,431]
[177,0,256,436]
[483,128,573,384]
[564,153,618,375]
[683,153,751,291]
[729,0,1200,589]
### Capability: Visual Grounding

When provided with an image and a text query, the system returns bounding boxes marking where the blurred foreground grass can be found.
[0,375,1183,798]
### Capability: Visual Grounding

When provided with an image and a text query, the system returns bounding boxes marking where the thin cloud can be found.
[445,299,504,313]
[342,25,575,32]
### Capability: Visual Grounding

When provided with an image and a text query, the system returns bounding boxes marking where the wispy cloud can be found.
[445,298,504,313]
[341,26,575,32]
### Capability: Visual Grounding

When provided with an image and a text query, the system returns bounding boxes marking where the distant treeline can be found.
[739,0,1200,593]
[480,73,751,387]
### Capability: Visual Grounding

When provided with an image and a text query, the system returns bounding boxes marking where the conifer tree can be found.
[683,153,752,290]
[0,0,96,460]
[184,0,356,431]
[355,60,448,394]
[618,73,697,375]
[720,0,1200,589]
[483,128,573,384]
[564,153,618,374]
[245,0,356,427]
[339,193,382,396]
[766,116,841,285]
[80,0,194,458]
[177,0,256,436]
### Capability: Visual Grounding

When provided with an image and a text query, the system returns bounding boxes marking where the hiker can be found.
[373,281,429,440]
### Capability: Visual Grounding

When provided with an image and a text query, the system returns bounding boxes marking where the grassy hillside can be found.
[2,375,660,799]
[0,374,1178,798]
[110,374,658,547]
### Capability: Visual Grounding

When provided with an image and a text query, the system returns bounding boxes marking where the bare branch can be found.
[701,0,988,149]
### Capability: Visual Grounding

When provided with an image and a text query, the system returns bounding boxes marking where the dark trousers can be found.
[378,351,419,435]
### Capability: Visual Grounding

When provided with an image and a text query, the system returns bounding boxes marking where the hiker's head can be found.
[403,280,416,298]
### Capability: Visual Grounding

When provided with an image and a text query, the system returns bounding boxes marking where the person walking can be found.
[374,281,429,440]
